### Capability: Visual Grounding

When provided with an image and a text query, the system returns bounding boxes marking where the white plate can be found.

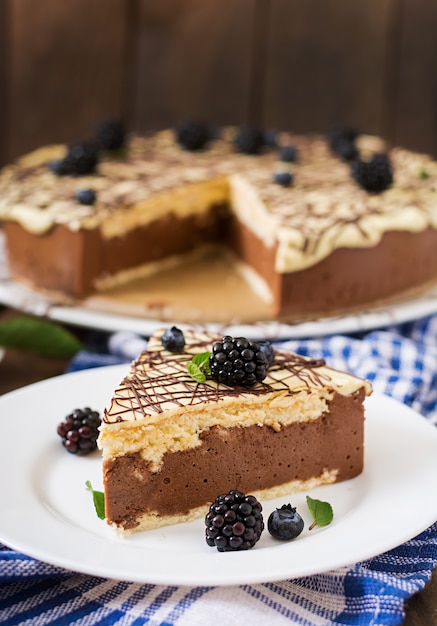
[2,232,437,339]
[1,365,437,586]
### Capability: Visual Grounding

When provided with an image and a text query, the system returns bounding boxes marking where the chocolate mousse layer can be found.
[279,227,437,316]
[7,204,437,320]
[103,388,365,530]
[4,202,229,299]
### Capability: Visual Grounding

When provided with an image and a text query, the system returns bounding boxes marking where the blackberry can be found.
[328,126,358,161]
[205,490,264,551]
[279,144,298,163]
[268,504,304,541]
[161,326,185,352]
[57,407,101,455]
[96,118,125,151]
[351,153,393,192]
[175,121,210,151]
[233,126,265,155]
[53,141,99,176]
[273,171,293,187]
[209,335,269,388]
[75,188,96,205]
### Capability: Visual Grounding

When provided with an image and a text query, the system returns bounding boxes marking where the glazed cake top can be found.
[2,128,437,272]
[102,328,372,426]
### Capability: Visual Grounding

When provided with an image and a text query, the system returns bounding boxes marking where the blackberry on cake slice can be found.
[209,335,269,388]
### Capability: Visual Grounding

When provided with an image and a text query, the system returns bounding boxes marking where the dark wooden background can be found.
[1,0,437,167]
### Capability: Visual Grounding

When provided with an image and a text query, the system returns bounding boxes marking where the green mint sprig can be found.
[187,352,211,383]
[306,495,333,530]
[86,480,105,520]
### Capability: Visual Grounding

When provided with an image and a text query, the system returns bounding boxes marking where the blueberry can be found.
[279,144,298,163]
[49,158,70,176]
[75,188,97,205]
[161,326,185,352]
[258,340,275,367]
[268,504,304,541]
[274,171,293,187]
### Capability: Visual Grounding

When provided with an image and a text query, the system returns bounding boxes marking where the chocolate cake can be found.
[98,328,372,533]
[2,125,437,321]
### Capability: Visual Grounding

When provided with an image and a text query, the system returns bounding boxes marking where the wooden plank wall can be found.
[1,0,437,166]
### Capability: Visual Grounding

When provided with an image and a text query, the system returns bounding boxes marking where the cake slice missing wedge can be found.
[98,329,372,533]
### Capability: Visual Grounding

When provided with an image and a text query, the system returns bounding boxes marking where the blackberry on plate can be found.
[209,335,269,388]
[351,153,393,192]
[57,407,101,455]
[52,141,99,176]
[328,126,358,161]
[161,326,185,352]
[233,126,265,155]
[175,121,210,151]
[96,117,125,151]
[75,188,96,205]
[274,171,293,187]
[268,504,304,541]
[205,490,264,551]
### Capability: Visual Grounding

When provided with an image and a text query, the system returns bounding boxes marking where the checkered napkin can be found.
[2,317,437,625]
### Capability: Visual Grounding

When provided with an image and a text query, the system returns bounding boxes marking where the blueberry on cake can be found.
[98,328,372,533]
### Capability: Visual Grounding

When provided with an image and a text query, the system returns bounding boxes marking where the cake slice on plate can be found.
[98,328,372,533]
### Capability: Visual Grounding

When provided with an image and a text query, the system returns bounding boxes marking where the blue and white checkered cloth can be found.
[2,315,437,625]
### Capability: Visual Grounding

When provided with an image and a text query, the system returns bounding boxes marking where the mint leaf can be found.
[0,315,82,356]
[306,495,333,530]
[86,480,105,520]
[419,169,431,180]
[187,351,211,383]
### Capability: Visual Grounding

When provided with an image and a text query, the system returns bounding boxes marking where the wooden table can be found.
[0,305,436,625]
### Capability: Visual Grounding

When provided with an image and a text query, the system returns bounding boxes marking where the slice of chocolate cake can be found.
[98,328,372,534]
